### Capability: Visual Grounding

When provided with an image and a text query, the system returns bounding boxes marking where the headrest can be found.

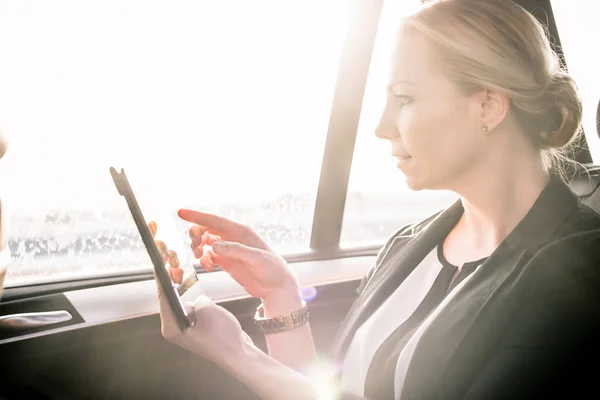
[569,165,600,198]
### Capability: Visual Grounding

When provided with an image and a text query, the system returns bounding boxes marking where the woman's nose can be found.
[375,103,399,140]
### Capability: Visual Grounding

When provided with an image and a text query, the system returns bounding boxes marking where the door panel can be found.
[0,258,366,399]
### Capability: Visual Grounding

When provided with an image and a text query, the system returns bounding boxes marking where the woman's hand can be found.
[149,221,255,367]
[177,209,300,306]
[155,276,329,400]
[148,221,184,284]
[154,269,254,367]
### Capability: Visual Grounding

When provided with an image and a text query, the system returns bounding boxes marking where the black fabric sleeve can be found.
[461,230,600,399]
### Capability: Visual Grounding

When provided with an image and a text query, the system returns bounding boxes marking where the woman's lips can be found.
[393,154,413,168]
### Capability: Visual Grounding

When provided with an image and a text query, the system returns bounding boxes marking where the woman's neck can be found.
[450,156,550,253]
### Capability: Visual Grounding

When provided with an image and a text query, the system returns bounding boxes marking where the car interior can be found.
[0,0,598,399]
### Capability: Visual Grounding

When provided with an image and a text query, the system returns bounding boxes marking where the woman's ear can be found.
[479,89,510,133]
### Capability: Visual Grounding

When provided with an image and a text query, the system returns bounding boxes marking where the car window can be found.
[0,0,348,286]
[340,0,458,247]
[551,0,600,162]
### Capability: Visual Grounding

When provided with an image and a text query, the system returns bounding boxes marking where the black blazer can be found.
[331,176,600,399]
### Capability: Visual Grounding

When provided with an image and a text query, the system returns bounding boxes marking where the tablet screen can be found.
[110,167,196,332]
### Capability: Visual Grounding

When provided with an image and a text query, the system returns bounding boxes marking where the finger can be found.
[211,253,247,280]
[178,209,243,236]
[203,246,229,268]
[199,254,214,272]
[191,244,204,259]
[189,225,209,248]
[201,231,222,247]
[167,250,180,269]
[155,240,169,263]
[193,295,213,312]
[148,221,158,238]
[212,240,262,262]
[170,266,184,284]
[155,240,168,253]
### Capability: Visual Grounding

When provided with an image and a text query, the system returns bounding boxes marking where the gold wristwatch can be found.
[254,300,309,334]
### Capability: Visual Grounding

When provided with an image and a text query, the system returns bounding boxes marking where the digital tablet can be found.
[110,167,196,333]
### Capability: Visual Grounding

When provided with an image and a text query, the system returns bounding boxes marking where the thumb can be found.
[211,241,261,261]
[188,296,216,330]
[192,295,214,312]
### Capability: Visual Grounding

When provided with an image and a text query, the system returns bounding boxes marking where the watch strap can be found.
[254,300,309,334]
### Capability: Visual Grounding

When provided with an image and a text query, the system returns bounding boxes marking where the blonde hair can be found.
[404,0,583,174]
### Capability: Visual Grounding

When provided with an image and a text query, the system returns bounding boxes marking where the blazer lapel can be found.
[330,200,464,362]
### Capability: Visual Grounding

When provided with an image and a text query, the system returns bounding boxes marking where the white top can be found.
[340,246,485,398]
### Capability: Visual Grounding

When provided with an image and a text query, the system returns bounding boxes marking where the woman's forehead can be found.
[389,30,442,88]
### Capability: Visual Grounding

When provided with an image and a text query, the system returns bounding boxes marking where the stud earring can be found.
[482,125,489,133]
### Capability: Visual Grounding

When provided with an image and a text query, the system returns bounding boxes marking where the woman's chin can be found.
[401,173,425,191]
[401,170,442,192]
[396,161,443,191]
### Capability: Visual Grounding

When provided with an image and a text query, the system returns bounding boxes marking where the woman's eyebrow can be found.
[386,80,419,92]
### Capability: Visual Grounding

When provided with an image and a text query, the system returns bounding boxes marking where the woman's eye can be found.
[395,95,412,106]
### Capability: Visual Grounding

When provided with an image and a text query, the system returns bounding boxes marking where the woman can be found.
[154,0,600,398]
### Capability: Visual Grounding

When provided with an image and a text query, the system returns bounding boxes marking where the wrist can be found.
[261,287,303,318]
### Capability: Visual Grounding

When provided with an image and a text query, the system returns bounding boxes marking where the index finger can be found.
[178,209,243,236]
[148,221,158,238]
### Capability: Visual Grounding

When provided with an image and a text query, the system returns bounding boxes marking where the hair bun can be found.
[540,72,582,149]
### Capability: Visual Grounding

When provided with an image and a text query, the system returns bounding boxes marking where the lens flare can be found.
[301,286,318,302]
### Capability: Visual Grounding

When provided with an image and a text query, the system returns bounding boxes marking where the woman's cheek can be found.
[395,108,419,149]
